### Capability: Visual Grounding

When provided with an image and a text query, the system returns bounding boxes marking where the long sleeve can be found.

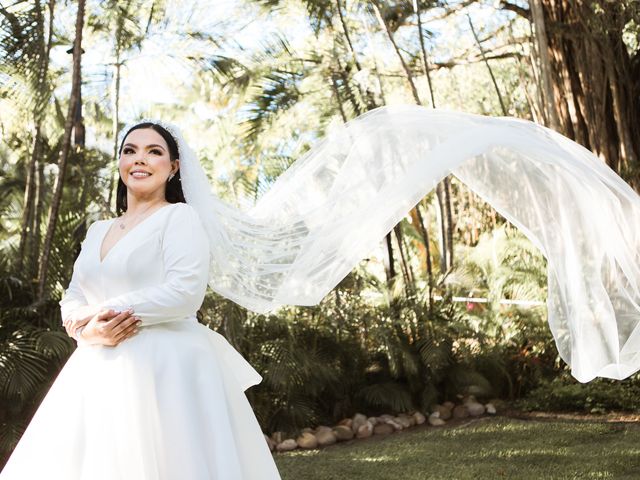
[98,204,211,326]
[59,222,98,325]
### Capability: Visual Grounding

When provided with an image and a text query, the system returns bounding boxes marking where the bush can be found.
[517,374,640,413]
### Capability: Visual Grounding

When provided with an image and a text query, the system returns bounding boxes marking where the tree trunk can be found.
[372,1,422,105]
[537,0,640,186]
[529,0,561,129]
[384,232,396,286]
[413,202,433,310]
[18,0,55,274]
[18,127,40,272]
[467,14,507,116]
[413,0,436,108]
[37,0,85,299]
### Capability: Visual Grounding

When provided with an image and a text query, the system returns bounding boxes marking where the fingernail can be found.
[136,320,142,325]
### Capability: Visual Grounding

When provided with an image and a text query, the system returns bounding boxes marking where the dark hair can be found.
[116,122,186,215]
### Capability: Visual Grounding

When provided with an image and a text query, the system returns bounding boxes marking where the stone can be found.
[486,403,497,415]
[296,432,318,449]
[333,425,354,441]
[316,428,337,446]
[264,434,276,452]
[396,415,413,428]
[373,423,395,435]
[368,417,379,426]
[276,439,297,452]
[301,427,314,434]
[428,414,446,426]
[412,411,426,425]
[352,413,368,433]
[463,394,478,405]
[443,401,455,410]
[466,402,486,417]
[271,431,285,444]
[356,421,373,438]
[338,418,352,428]
[432,404,452,421]
[452,405,469,419]
[315,425,333,435]
[381,417,403,431]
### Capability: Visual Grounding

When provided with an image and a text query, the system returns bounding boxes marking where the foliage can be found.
[518,374,640,414]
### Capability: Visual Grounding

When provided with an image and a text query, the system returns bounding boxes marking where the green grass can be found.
[274,417,640,479]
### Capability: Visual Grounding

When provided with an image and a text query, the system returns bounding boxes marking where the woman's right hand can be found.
[79,308,141,347]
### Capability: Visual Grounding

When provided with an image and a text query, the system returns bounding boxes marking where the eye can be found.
[150,149,162,155]
[123,147,134,154]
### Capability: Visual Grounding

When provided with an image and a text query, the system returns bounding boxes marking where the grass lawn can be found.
[274,415,640,479]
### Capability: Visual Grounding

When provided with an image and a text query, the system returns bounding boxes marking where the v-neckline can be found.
[98,203,176,264]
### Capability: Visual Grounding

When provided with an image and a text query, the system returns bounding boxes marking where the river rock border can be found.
[266,396,498,453]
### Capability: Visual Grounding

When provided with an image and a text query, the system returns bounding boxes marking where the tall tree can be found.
[37,0,86,299]
[516,0,640,185]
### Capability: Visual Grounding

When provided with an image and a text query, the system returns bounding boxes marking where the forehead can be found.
[124,128,168,149]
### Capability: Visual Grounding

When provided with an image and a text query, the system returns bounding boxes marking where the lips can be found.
[131,170,152,178]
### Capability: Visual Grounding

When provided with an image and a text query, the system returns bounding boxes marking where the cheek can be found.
[150,156,172,171]
[118,158,129,177]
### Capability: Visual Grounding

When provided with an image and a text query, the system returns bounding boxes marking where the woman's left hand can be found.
[63,305,103,338]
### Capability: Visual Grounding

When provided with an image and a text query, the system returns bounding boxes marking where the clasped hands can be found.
[62,305,141,346]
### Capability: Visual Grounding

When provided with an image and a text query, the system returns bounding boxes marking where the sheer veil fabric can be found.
[127,104,640,383]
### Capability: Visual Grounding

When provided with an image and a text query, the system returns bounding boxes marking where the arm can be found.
[59,222,100,339]
[97,204,210,326]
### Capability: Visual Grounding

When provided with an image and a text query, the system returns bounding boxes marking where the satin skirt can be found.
[0,320,281,480]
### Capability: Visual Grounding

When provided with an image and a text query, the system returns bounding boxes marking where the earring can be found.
[167,172,175,182]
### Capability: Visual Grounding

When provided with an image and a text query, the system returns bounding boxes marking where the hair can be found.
[116,122,186,215]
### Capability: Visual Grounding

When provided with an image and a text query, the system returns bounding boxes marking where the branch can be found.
[498,1,530,20]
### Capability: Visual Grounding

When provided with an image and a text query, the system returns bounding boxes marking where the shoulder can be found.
[166,202,205,229]
[86,217,111,236]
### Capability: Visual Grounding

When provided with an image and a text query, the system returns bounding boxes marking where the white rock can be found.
[352,413,368,433]
[428,414,446,426]
[315,428,337,446]
[338,418,352,428]
[466,402,486,417]
[486,403,497,415]
[412,412,426,425]
[452,405,470,419]
[373,423,395,435]
[396,415,412,428]
[264,434,276,452]
[296,432,318,449]
[356,421,373,438]
[333,425,354,441]
[276,439,298,452]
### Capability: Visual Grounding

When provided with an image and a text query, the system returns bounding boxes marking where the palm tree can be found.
[37,0,86,300]
[0,0,56,281]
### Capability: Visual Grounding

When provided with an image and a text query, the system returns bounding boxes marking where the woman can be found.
[1,122,282,479]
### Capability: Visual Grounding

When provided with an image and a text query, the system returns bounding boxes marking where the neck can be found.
[125,193,168,215]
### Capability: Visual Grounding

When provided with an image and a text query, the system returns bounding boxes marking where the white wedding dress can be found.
[0,202,281,480]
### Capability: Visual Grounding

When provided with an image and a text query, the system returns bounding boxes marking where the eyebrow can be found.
[123,143,166,150]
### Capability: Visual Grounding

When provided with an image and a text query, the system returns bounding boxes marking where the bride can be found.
[3,103,640,478]
[0,121,282,479]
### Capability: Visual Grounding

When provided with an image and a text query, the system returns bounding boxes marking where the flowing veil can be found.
[123,104,640,383]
